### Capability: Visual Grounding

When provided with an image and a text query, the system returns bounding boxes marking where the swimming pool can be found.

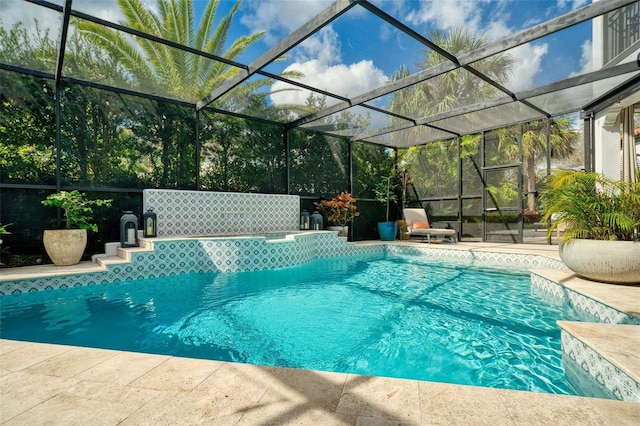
[0,252,588,395]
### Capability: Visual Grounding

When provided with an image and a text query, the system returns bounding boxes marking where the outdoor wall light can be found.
[120,211,139,248]
[143,208,157,238]
[300,209,310,230]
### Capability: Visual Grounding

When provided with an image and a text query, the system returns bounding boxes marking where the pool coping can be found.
[1,240,639,407]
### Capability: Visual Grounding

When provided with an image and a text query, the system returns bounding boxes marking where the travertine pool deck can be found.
[1,241,639,424]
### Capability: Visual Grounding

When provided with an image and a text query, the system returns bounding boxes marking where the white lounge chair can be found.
[402,208,457,243]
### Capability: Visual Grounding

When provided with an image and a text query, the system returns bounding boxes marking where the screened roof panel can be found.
[299,104,409,137]
[64,16,245,104]
[209,74,346,123]
[364,65,512,122]
[1,0,637,149]
[360,125,455,148]
[470,21,594,95]
[71,0,124,25]
[0,0,62,74]
[261,3,430,100]
[526,71,640,116]
[429,102,544,136]
[370,0,589,33]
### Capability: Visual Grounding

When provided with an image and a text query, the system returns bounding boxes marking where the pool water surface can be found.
[0,253,588,395]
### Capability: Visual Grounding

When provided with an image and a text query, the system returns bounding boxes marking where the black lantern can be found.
[310,210,323,230]
[120,211,138,248]
[300,209,310,230]
[143,208,157,238]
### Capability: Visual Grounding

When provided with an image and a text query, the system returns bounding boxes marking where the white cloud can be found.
[569,40,593,77]
[240,0,333,45]
[74,0,124,24]
[556,0,589,10]
[508,43,548,92]
[296,26,342,64]
[406,1,483,33]
[270,59,388,106]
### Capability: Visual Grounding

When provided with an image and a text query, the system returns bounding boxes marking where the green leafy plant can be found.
[0,223,11,261]
[540,170,640,242]
[315,192,360,226]
[374,175,398,222]
[42,191,112,232]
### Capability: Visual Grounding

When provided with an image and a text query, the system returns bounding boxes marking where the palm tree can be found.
[75,0,264,102]
[389,28,514,121]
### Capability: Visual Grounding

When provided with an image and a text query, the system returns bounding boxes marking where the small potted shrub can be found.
[374,176,398,241]
[540,170,640,284]
[315,192,360,237]
[42,190,112,266]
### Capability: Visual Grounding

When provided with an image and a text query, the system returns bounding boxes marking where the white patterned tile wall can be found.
[530,272,640,325]
[561,330,640,402]
[143,189,300,237]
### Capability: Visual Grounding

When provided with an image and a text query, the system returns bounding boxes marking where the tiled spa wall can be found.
[143,189,300,237]
[0,233,384,295]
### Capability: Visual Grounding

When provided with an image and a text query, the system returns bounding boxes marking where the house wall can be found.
[592,0,640,179]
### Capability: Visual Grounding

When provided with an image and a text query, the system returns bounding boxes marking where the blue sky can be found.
[2,0,596,106]
[211,0,594,106]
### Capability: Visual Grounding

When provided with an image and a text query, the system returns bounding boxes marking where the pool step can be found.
[558,321,640,402]
[92,236,155,267]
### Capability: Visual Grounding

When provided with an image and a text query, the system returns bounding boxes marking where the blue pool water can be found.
[0,253,588,395]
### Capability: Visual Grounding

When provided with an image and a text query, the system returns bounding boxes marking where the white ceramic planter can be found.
[559,239,640,284]
[43,229,87,266]
[327,225,348,237]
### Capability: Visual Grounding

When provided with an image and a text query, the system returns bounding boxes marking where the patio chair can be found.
[402,208,457,243]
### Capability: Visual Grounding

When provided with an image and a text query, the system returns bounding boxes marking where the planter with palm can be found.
[540,170,640,284]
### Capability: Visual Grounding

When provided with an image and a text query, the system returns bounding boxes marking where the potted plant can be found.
[0,223,10,267]
[315,192,360,238]
[374,175,399,241]
[41,190,112,266]
[540,170,640,284]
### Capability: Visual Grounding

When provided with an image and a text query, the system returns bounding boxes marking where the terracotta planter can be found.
[43,229,87,266]
[559,239,640,284]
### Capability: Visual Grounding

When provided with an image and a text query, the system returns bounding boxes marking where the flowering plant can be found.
[315,192,360,226]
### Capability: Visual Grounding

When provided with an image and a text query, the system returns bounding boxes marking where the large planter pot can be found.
[328,225,349,237]
[378,221,398,241]
[43,229,87,266]
[559,239,640,284]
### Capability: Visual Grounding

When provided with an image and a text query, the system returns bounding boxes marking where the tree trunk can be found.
[526,154,537,213]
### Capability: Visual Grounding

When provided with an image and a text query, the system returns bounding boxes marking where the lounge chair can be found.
[402,208,457,243]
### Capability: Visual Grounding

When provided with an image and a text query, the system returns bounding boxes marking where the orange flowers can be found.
[315,192,360,226]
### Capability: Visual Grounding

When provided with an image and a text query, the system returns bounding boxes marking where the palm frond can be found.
[118,0,163,36]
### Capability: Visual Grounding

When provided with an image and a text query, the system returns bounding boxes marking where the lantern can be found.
[300,209,310,230]
[143,208,157,238]
[120,211,138,248]
[310,211,323,230]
